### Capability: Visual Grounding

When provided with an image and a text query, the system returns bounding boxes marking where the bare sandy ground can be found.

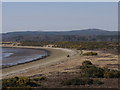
[2,46,118,79]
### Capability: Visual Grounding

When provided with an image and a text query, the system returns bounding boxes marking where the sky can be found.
[2,2,118,33]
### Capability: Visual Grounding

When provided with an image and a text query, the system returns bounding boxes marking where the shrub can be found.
[93,79,104,85]
[81,65,104,78]
[83,52,98,56]
[103,68,111,78]
[82,60,93,66]
[104,69,120,78]
[80,65,95,70]
[62,78,93,85]
[81,78,93,85]
[80,61,104,78]
[2,77,39,88]
[32,76,46,81]
[62,78,83,85]
[80,61,120,78]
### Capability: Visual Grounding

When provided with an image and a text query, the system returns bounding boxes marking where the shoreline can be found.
[2,47,50,69]
[2,46,78,78]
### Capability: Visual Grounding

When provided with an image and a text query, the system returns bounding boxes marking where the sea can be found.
[1,47,48,67]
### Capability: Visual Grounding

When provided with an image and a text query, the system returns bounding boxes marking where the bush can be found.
[2,77,40,88]
[62,78,93,85]
[83,52,98,56]
[81,65,104,78]
[80,64,95,70]
[82,60,93,66]
[81,78,93,85]
[32,76,46,81]
[80,61,120,78]
[104,69,120,78]
[103,68,111,78]
[62,78,83,85]
[80,61,104,78]
[93,79,104,85]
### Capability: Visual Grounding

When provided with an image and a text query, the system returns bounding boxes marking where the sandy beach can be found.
[2,46,118,79]
[2,46,78,78]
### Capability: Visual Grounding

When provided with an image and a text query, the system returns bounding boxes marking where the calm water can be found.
[2,47,48,66]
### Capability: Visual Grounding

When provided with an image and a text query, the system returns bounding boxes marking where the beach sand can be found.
[2,46,118,79]
[2,46,77,78]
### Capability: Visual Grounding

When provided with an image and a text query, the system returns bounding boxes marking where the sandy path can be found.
[2,46,77,78]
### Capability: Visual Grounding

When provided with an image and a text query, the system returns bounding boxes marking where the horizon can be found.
[1,28,118,34]
[2,2,118,33]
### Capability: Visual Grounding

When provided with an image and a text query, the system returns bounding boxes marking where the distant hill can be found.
[2,29,118,42]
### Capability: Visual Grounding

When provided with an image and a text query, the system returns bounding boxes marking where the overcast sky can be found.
[2,2,118,33]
